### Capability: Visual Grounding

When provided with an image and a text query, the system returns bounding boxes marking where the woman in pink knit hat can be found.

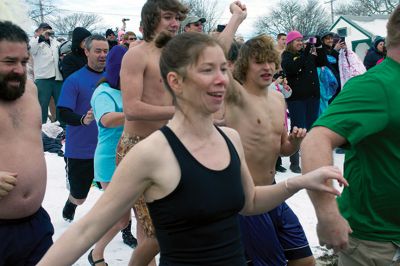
[281,30,327,174]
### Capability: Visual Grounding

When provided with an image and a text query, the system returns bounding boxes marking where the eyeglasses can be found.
[128,37,137,41]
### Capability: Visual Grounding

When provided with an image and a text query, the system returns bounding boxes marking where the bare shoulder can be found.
[25,79,38,96]
[269,89,284,101]
[218,126,244,155]
[268,89,286,106]
[122,42,149,67]
[124,130,170,166]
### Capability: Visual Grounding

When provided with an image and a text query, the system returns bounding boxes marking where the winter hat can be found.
[37,22,52,30]
[373,36,385,49]
[105,45,128,89]
[286,31,303,44]
[71,27,91,54]
[105,29,115,37]
[321,31,334,40]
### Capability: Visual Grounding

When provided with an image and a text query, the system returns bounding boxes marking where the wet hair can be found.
[155,31,221,105]
[386,6,400,49]
[84,34,107,51]
[234,34,280,84]
[141,0,188,42]
[0,21,29,45]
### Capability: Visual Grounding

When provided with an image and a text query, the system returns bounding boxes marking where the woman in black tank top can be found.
[38,32,348,266]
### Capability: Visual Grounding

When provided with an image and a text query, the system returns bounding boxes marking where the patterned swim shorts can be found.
[116,131,156,238]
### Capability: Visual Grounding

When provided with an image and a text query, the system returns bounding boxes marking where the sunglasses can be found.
[191,22,203,27]
[129,37,137,41]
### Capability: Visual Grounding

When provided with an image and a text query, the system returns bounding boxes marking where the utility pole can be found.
[325,0,336,24]
[39,0,44,23]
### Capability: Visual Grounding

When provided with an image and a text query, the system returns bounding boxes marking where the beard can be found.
[0,72,26,101]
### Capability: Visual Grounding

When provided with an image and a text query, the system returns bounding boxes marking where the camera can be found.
[217,24,226,33]
[43,29,55,37]
[340,36,346,42]
[273,71,286,80]
[309,37,317,44]
[122,18,130,22]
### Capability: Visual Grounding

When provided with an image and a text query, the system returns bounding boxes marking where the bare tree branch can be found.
[335,0,397,16]
[255,0,330,37]
[26,0,59,25]
[49,13,103,37]
[181,0,223,33]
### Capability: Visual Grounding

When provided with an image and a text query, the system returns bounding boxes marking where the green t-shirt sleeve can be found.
[314,75,389,147]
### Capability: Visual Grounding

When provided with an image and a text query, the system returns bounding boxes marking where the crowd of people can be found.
[1,0,399,265]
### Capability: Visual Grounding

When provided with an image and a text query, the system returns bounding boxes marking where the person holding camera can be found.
[281,31,327,173]
[29,22,63,124]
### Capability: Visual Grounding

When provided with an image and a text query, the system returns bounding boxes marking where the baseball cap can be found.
[182,16,206,28]
[37,23,52,30]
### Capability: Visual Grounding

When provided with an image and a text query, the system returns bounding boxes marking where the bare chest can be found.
[142,59,172,105]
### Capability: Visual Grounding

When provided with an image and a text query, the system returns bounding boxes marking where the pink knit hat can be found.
[286,31,303,44]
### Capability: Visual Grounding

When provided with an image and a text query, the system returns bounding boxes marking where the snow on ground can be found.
[42,151,344,265]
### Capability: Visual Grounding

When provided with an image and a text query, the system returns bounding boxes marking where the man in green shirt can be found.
[301,6,400,265]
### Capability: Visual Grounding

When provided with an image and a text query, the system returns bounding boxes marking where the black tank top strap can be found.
[159,126,187,163]
[214,125,241,164]
[160,125,240,165]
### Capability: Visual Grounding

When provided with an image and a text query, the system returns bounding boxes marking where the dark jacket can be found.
[61,27,91,80]
[281,43,327,101]
[363,37,385,70]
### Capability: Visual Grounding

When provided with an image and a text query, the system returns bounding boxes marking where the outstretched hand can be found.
[0,171,17,199]
[300,166,348,196]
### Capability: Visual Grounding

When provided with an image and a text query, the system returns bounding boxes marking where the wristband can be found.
[285,179,293,194]
[80,115,87,126]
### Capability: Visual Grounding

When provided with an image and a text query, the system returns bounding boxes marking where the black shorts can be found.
[0,207,54,265]
[65,157,94,199]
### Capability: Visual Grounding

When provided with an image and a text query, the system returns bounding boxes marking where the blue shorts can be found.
[0,207,54,266]
[239,202,312,266]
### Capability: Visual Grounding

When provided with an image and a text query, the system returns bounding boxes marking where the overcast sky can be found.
[3,0,340,39]
[55,0,286,39]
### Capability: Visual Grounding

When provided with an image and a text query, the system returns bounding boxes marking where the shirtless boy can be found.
[222,35,314,265]
[119,1,247,265]
[119,1,188,265]
[0,21,54,265]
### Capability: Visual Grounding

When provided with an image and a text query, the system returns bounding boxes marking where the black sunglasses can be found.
[129,37,137,41]
[191,22,203,27]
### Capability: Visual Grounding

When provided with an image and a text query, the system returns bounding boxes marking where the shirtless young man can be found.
[119,1,246,265]
[0,21,54,265]
[119,1,188,265]
[222,35,314,265]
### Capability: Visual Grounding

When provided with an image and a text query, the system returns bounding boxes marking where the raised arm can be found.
[120,46,175,121]
[301,126,352,252]
[217,1,247,54]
